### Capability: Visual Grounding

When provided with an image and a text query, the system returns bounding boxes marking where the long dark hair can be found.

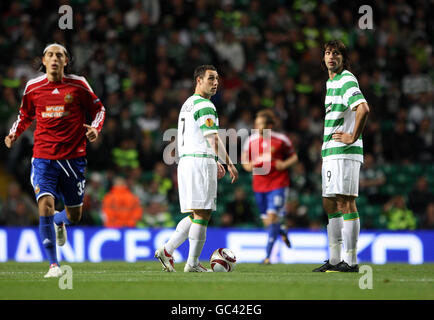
[321,40,351,72]
[38,43,73,74]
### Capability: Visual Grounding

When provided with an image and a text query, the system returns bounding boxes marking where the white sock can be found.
[343,213,360,266]
[186,221,207,266]
[164,215,193,255]
[327,213,343,265]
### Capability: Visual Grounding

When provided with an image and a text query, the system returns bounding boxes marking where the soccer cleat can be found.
[44,264,63,278]
[312,260,336,272]
[54,220,67,246]
[154,247,176,272]
[326,261,359,273]
[184,263,212,272]
[261,258,271,265]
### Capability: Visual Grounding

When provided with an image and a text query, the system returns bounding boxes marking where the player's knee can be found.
[66,207,82,224]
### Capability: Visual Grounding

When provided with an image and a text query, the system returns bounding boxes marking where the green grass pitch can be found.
[0,262,433,300]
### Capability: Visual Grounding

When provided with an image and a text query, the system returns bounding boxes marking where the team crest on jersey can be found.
[34,185,40,194]
[64,93,74,103]
[205,118,214,127]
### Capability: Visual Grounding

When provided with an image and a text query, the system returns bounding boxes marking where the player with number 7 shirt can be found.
[4,43,105,278]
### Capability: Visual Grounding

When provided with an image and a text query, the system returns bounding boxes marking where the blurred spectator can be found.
[359,153,387,205]
[283,199,310,229]
[82,172,107,226]
[0,182,38,226]
[137,180,174,228]
[408,177,434,219]
[420,203,434,229]
[383,120,416,163]
[415,117,433,163]
[112,137,140,173]
[220,187,257,227]
[152,161,173,197]
[290,162,308,195]
[214,30,245,73]
[102,176,142,228]
[383,195,417,230]
[402,56,432,98]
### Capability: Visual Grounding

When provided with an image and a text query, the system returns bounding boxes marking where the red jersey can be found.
[243,131,295,192]
[9,74,105,160]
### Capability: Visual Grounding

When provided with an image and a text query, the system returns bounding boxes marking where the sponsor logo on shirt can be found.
[41,105,70,118]
[34,185,40,194]
[64,93,74,103]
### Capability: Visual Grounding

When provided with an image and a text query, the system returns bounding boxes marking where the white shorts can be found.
[322,159,361,198]
[177,156,217,213]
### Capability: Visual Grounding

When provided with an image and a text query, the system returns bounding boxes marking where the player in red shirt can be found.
[242,110,298,264]
[5,43,105,277]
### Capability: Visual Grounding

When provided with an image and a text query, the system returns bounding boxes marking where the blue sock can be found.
[39,216,58,266]
[265,223,280,258]
[54,209,71,226]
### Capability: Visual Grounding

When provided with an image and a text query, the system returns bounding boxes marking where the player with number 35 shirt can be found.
[5,43,105,278]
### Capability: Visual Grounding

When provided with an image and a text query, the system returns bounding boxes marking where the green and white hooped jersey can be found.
[178,94,219,157]
[322,69,367,163]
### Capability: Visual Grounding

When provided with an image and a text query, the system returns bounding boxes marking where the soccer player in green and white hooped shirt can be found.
[313,40,370,273]
[155,65,238,272]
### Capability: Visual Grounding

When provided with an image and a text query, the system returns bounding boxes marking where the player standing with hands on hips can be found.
[155,65,238,272]
[313,40,370,272]
[5,43,105,277]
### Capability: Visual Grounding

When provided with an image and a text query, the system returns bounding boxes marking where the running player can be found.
[5,43,105,277]
[313,40,370,272]
[155,65,238,272]
[242,109,298,264]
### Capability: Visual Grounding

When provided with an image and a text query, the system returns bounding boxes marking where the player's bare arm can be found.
[275,153,299,171]
[206,133,238,183]
[83,124,99,143]
[332,102,370,145]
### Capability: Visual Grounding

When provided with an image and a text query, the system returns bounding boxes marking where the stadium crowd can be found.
[0,0,432,230]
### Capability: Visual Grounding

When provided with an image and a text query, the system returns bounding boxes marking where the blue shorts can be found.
[30,157,87,207]
[254,187,287,219]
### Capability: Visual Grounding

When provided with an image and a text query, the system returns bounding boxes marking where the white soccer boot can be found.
[154,247,176,272]
[184,263,212,272]
[54,211,67,246]
[44,264,63,278]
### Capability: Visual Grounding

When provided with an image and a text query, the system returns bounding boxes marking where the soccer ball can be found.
[209,248,236,272]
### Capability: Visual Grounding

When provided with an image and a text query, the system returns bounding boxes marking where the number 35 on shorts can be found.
[77,180,86,196]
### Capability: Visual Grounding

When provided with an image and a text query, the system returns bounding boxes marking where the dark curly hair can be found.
[321,40,351,72]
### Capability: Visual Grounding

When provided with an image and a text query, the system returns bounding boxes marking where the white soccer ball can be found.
[209,248,236,272]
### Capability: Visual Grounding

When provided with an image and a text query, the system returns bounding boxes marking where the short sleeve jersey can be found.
[322,69,367,163]
[178,94,219,157]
